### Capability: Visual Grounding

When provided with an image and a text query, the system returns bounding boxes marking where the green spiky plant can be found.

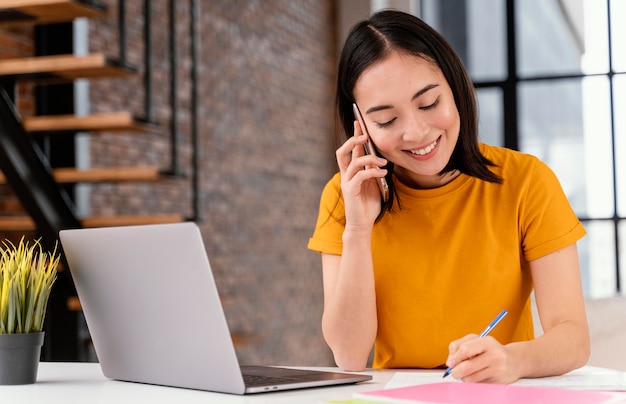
[0,238,59,335]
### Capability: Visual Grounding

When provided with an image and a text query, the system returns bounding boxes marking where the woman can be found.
[308,9,589,384]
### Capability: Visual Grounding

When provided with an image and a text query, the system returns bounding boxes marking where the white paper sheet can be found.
[385,366,626,391]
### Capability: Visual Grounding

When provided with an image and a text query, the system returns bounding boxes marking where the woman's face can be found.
[353,51,461,189]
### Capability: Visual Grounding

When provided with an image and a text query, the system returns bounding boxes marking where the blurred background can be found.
[0,0,623,368]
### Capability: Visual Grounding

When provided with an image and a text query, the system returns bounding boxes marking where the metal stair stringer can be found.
[0,86,81,249]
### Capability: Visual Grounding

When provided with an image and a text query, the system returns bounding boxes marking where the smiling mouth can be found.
[408,137,439,156]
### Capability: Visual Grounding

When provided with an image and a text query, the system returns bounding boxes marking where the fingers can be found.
[336,121,366,171]
[336,121,387,173]
[335,121,388,219]
[447,334,478,359]
[336,134,365,172]
[446,336,507,383]
[336,122,387,178]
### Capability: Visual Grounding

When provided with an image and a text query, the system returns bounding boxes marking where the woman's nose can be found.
[402,113,430,142]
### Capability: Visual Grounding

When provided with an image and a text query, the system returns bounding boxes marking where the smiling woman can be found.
[308,9,590,385]
[352,51,461,188]
[334,9,501,216]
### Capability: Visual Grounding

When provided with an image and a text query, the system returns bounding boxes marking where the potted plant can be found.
[0,237,59,385]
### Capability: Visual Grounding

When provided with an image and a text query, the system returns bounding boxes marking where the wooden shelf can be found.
[0,166,161,184]
[0,53,134,82]
[23,112,159,133]
[0,0,106,26]
[0,213,185,232]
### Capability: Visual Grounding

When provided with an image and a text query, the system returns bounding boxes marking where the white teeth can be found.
[410,139,438,156]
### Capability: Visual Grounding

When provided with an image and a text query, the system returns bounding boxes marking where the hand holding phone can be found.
[352,103,390,203]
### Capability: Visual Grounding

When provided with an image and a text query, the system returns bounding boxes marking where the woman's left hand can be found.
[445,334,520,384]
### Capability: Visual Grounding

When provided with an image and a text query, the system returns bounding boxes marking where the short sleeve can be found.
[307,173,345,255]
[520,159,586,261]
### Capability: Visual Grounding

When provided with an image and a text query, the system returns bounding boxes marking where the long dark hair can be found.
[336,9,502,217]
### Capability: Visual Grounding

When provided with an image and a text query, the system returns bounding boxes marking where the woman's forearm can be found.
[506,319,590,380]
[321,229,378,371]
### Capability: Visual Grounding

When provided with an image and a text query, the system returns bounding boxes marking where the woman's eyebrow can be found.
[412,84,439,101]
[365,104,392,114]
[365,83,440,115]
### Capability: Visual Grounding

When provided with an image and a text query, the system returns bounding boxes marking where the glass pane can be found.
[580,0,610,74]
[581,76,615,218]
[519,78,614,218]
[476,88,503,146]
[611,0,626,72]
[616,75,626,216]
[579,221,617,298]
[467,0,506,81]
[620,220,626,296]
[517,0,609,76]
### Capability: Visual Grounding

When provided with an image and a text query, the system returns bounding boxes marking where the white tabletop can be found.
[0,362,390,404]
[1,362,625,404]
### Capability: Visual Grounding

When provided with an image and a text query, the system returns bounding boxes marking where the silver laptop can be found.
[59,222,371,394]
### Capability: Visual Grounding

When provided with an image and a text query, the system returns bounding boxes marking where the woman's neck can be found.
[393,167,461,189]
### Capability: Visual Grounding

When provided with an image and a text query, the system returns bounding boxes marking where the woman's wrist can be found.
[342,224,373,243]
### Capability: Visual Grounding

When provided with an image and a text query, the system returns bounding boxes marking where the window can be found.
[419,0,625,298]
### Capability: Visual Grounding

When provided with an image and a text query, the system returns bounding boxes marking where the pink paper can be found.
[355,382,615,403]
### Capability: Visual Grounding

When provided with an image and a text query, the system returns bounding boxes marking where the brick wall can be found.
[86,1,338,366]
[0,24,34,113]
[0,24,35,242]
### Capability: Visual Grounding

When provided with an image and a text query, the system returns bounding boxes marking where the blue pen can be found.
[442,309,508,379]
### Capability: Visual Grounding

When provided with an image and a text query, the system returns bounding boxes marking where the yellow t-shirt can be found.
[308,144,586,369]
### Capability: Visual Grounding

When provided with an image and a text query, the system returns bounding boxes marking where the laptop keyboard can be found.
[241,365,331,387]
[243,374,299,387]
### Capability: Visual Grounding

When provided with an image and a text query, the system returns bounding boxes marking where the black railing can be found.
[115,0,200,218]
[190,0,200,221]
[167,0,181,177]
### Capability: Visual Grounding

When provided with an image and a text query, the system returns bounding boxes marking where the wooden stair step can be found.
[80,214,185,228]
[0,166,161,184]
[0,0,106,27]
[67,296,81,311]
[52,166,161,183]
[23,112,159,133]
[0,53,134,82]
[0,215,36,231]
[0,213,185,232]
[0,197,26,213]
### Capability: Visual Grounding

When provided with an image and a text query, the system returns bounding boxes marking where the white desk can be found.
[1,362,625,404]
[0,362,387,404]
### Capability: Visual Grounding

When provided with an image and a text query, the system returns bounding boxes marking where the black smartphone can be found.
[352,103,389,203]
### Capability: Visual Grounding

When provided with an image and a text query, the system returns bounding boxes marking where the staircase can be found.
[0,0,106,26]
[0,0,194,359]
[0,0,187,234]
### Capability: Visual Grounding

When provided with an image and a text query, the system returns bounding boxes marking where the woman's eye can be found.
[376,118,396,128]
[420,97,440,110]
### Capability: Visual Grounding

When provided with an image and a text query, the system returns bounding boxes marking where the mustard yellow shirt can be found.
[308,144,586,369]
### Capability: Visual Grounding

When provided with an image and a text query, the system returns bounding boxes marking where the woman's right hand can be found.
[336,121,388,230]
